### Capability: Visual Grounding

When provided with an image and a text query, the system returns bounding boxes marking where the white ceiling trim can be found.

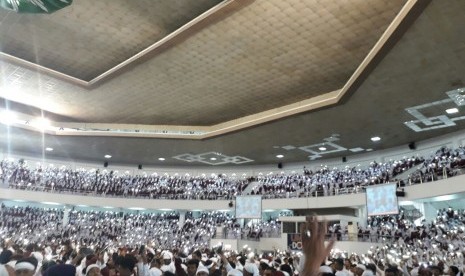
[0,0,242,86]
[0,0,420,139]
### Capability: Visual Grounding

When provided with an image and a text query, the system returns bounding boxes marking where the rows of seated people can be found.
[408,146,465,184]
[3,145,465,200]
[1,208,465,276]
[0,161,249,200]
[331,207,465,276]
[0,204,281,251]
[325,207,465,246]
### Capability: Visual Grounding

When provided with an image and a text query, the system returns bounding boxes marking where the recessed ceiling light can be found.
[104,155,112,159]
[446,108,459,114]
[158,157,165,161]
[371,136,381,142]
[319,147,327,151]
[276,154,284,158]
[210,157,217,161]
[45,147,53,152]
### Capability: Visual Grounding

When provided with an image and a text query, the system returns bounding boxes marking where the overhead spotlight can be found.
[446,108,459,114]
[276,154,284,158]
[45,147,53,152]
[210,157,217,161]
[158,157,165,161]
[104,155,112,159]
[371,136,381,142]
[319,147,327,151]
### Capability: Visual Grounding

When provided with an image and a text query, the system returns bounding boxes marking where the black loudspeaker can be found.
[408,142,416,150]
[396,191,405,197]
[348,221,353,225]
[278,162,283,169]
[228,201,234,208]
[138,164,143,170]
[342,156,347,163]
[103,162,108,168]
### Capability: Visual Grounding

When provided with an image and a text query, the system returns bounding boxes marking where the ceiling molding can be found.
[0,0,430,140]
[0,0,253,88]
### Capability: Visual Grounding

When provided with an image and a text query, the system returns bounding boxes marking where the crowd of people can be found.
[407,146,465,184]
[1,209,465,276]
[2,145,465,201]
[328,207,465,276]
[1,147,457,201]
[0,204,282,252]
[0,161,249,200]
[0,214,332,276]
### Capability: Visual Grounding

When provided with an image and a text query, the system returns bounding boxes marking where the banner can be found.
[287,233,302,251]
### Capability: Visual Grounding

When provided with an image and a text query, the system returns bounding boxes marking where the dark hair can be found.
[0,250,12,264]
[151,258,162,267]
[259,262,270,271]
[187,259,200,269]
[280,264,293,275]
[41,260,57,273]
[193,250,202,259]
[449,266,459,276]
[116,255,137,272]
[366,263,377,273]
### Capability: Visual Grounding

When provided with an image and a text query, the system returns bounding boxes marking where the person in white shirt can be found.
[149,258,163,276]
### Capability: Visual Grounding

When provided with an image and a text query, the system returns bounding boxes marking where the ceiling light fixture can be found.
[45,147,53,152]
[319,147,327,151]
[276,154,284,158]
[210,157,217,161]
[104,155,112,159]
[371,136,381,142]
[446,108,459,114]
[158,157,165,161]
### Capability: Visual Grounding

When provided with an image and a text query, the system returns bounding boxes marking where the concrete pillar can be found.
[63,206,71,227]
[357,206,367,227]
[423,202,437,222]
[179,210,186,228]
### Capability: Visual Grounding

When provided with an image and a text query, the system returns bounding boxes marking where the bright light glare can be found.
[0,111,17,125]
[371,136,381,142]
[276,154,284,158]
[33,117,51,130]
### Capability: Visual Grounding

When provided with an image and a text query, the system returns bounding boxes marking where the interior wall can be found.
[2,128,465,177]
